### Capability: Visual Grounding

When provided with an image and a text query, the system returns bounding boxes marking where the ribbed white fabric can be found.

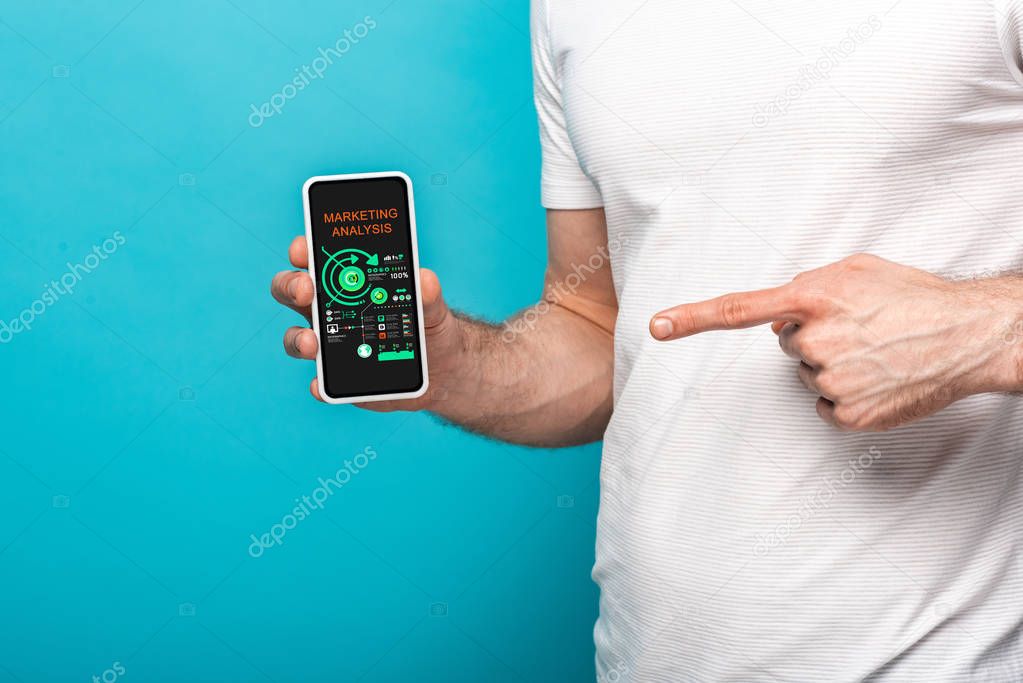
[532,1,1023,680]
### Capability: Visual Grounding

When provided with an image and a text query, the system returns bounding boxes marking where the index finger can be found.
[650,284,806,341]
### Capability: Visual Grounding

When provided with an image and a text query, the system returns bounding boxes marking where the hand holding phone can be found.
[273,237,467,410]
[302,172,428,404]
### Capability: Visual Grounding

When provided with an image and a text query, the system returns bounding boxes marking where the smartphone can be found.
[302,172,428,404]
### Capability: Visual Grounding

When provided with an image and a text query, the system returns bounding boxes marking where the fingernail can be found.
[289,279,299,299]
[651,317,673,339]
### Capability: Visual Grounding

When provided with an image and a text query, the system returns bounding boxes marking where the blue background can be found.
[0,1,601,680]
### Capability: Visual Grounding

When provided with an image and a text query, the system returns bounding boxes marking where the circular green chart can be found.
[321,247,375,306]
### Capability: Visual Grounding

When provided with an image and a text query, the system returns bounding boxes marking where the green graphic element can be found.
[357,344,373,358]
[370,287,388,304]
[320,247,380,306]
[378,350,415,361]
[340,266,365,292]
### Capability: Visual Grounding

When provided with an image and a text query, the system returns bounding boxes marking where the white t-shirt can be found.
[531,1,1023,680]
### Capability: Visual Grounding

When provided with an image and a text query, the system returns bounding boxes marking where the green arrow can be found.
[323,247,373,266]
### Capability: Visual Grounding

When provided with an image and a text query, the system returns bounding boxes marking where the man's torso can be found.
[544,1,1023,679]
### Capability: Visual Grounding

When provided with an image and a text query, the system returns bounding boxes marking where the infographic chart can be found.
[320,246,416,362]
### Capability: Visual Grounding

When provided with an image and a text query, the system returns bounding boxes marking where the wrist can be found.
[418,311,479,413]
[969,277,1023,394]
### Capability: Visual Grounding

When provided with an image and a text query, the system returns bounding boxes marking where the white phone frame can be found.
[302,171,429,404]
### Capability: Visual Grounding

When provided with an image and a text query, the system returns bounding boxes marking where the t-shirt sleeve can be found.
[531,0,603,209]
[995,0,1023,86]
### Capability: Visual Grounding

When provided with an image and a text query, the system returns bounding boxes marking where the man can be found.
[272,0,1023,679]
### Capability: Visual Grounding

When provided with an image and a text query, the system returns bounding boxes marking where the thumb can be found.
[419,268,450,329]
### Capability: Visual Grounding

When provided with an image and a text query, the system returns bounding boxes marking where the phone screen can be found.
[306,176,424,400]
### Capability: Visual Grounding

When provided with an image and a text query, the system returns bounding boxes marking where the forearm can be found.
[430,305,614,448]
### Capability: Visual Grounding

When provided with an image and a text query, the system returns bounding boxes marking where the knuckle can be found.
[799,330,833,363]
[282,273,299,298]
[787,287,810,311]
[676,307,699,335]
[717,295,747,328]
[843,252,877,269]
[271,272,287,296]
[801,279,834,310]
[815,371,839,397]
[832,404,869,431]
[284,329,300,354]
[794,332,820,359]
[831,406,857,430]
[293,274,309,298]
